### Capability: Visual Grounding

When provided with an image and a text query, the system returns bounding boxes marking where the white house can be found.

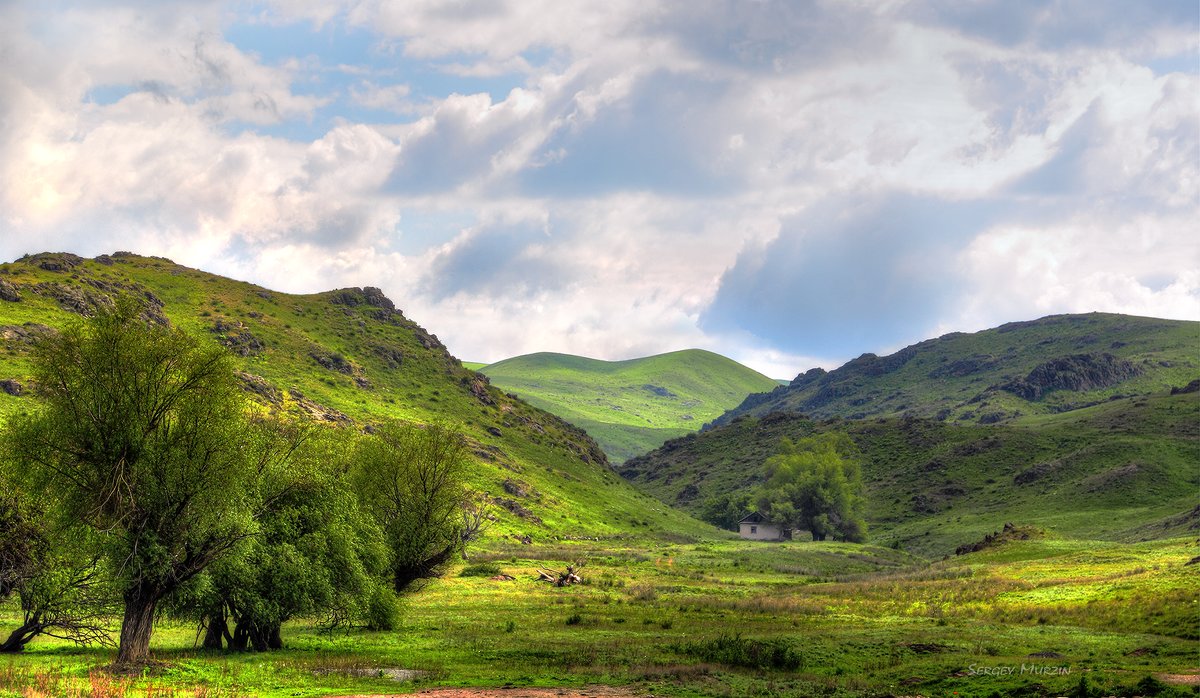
[737,511,791,541]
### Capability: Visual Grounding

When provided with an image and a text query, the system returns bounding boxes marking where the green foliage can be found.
[458,562,503,577]
[757,433,867,542]
[184,425,395,650]
[675,633,803,671]
[3,299,270,663]
[352,420,472,592]
[699,491,753,531]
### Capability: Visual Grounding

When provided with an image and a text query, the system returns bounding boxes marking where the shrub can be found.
[459,562,502,578]
[674,633,803,671]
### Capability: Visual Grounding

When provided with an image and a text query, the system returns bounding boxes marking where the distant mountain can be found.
[622,313,1200,554]
[476,349,780,463]
[0,252,713,541]
[711,313,1198,427]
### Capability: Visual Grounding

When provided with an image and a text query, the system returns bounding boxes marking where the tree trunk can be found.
[202,611,225,650]
[267,624,282,650]
[0,613,43,653]
[230,618,250,652]
[115,587,159,665]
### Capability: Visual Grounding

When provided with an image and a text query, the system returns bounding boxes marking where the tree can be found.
[699,491,753,532]
[0,483,116,653]
[757,433,867,542]
[183,428,396,651]
[4,299,274,665]
[351,421,474,592]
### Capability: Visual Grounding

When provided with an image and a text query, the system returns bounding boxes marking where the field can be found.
[3,534,1198,697]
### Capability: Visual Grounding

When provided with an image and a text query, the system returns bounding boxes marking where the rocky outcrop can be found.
[21,252,84,272]
[211,319,265,356]
[0,279,20,302]
[1171,379,1200,395]
[1000,353,1142,400]
[0,379,22,396]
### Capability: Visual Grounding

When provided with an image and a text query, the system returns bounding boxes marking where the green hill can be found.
[712,312,1199,427]
[633,391,1200,554]
[622,313,1200,556]
[476,349,780,463]
[0,252,713,543]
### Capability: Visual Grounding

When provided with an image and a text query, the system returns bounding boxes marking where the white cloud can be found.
[0,0,1195,383]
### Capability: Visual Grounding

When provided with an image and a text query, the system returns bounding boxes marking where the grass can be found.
[2,536,1196,697]
[476,350,780,462]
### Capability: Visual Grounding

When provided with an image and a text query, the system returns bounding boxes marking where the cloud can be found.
[1,0,1196,382]
[422,216,573,300]
[906,0,1199,55]
[701,193,1002,359]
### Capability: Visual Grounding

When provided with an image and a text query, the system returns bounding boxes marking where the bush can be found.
[674,633,803,671]
[459,562,502,578]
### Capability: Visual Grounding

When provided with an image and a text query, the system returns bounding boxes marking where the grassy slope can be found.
[713,312,1199,427]
[622,390,1200,556]
[0,252,711,543]
[478,350,779,463]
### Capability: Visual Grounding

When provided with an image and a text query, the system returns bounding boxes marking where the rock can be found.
[0,279,21,302]
[310,350,354,374]
[643,384,676,398]
[928,354,998,379]
[502,478,529,498]
[211,319,265,356]
[372,344,404,369]
[487,426,503,437]
[1000,352,1142,400]
[22,252,84,272]
[0,379,22,396]
[93,254,115,266]
[1171,379,1200,395]
[236,372,282,405]
[471,378,496,406]
[362,286,396,312]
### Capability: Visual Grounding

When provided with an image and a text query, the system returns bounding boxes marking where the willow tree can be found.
[4,300,270,665]
[351,421,476,592]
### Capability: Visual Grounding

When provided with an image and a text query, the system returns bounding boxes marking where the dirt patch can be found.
[336,686,645,698]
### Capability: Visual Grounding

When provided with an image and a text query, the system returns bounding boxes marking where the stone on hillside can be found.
[0,379,22,396]
[0,279,21,302]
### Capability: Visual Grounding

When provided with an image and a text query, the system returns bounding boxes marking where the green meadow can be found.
[2,535,1197,697]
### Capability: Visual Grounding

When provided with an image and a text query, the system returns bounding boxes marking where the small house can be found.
[737,511,790,541]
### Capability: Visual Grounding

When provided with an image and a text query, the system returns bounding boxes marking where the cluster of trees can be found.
[757,433,867,542]
[702,432,868,543]
[0,301,483,664]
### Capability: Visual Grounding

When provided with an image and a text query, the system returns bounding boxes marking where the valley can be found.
[0,252,1197,697]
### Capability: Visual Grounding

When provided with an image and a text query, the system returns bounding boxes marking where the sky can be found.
[1,1,1197,379]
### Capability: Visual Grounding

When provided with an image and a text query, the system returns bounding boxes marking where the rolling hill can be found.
[0,251,713,543]
[623,313,1200,555]
[475,350,780,463]
[711,312,1199,427]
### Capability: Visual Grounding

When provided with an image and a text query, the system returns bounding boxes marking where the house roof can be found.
[738,511,768,524]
